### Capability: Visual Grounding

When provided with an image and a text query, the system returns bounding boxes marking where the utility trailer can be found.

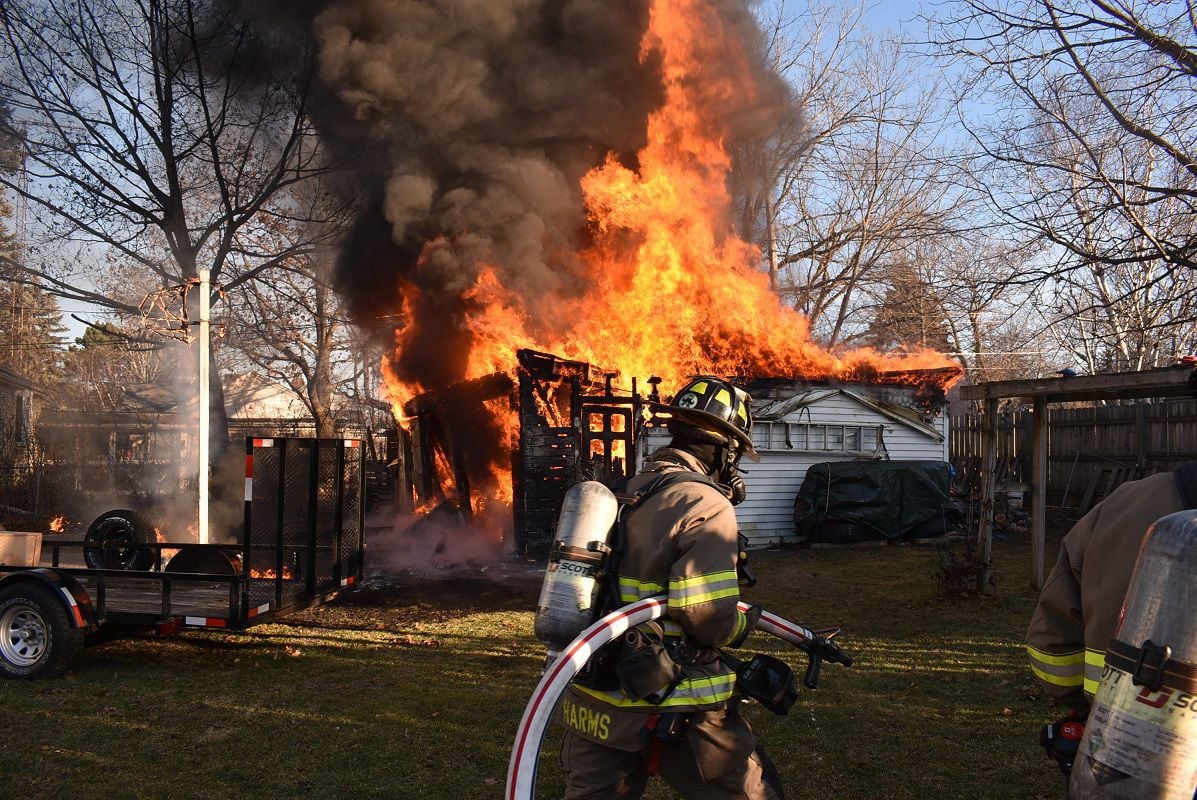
[0,437,365,679]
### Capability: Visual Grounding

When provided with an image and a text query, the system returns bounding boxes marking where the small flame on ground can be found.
[49,515,66,533]
[250,566,295,580]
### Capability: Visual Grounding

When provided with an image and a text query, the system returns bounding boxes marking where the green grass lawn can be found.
[0,533,1069,799]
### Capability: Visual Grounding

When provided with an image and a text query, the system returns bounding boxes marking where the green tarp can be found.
[793,460,959,543]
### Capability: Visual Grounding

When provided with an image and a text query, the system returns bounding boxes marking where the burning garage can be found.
[296,0,965,557]
[393,347,959,557]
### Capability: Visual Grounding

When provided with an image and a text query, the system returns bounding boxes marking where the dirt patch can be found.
[288,561,543,628]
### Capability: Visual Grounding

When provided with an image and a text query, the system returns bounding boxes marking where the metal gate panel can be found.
[244,438,364,612]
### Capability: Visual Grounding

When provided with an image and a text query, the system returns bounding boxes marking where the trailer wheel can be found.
[0,583,84,679]
[84,509,155,571]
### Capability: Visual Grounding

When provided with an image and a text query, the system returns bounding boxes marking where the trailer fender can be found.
[0,569,96,629]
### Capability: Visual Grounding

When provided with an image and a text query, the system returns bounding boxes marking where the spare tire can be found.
[165,546,238,576]
[84,509,155,571]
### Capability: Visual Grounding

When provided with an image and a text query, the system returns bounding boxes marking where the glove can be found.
[727,473,747,505]
[1040,711,1086,777]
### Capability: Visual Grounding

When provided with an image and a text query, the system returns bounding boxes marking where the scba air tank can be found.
[1070,510,1197,799]
[534,481,619,661]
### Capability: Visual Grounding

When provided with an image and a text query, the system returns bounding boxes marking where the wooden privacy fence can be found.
[949,398,1197,508]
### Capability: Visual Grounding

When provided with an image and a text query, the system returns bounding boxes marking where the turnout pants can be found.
[559,704,783,800]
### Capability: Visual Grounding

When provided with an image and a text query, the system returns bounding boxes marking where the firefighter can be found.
[1026,462,1197,774]
[557,376,783,799]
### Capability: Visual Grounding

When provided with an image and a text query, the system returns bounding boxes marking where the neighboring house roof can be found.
[0,365,35,392]
[124,383,192,413]
[118,376,308,421]
[223,373,310,420]
[121,374,311,420]
[755,387,943,442]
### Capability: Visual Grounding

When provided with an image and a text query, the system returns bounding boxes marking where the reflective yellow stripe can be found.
[1084,648,1106,697]
[1026,643,1084,688]
[572,672,737,709]
[675,587,739,605]
[713,389,731,408]
[723,610,747,646]
[672,571,738,589]
[690,381,709,395]
[619,577,665,603]
[1026,644,1084,666]
[670,570,740,609]
[1029,663,1084,687]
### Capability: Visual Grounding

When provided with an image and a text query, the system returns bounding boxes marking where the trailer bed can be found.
[3,437,365,633]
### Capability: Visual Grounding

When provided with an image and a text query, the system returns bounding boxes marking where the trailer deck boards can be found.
[78,576,234,617]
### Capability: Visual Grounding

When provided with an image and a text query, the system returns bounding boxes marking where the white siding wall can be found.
[637,393,948,548]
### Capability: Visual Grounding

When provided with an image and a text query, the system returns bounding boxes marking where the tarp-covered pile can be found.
[793,461,961,543]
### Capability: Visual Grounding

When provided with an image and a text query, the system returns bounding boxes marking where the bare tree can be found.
[930,238,1051,381]
[936,0,1196,268]
[0,101,68,385]
[61,324,179,412]
[934,0,1197,368]
[0,0,343,449]
[750,0,965,346]
[220,247,358,438]
[1047,259,1197,372]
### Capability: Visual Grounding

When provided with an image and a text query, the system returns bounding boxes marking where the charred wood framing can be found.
[403,372,515,515]
[399,349,648,556]
[513,350,651,557]
[401,352,958,558]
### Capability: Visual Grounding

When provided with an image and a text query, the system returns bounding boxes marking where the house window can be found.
[752,421,883,455]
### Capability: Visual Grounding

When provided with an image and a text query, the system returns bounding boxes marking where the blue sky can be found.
[762,0,929,34]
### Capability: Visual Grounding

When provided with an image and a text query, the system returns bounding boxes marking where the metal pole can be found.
[198,269,211,545]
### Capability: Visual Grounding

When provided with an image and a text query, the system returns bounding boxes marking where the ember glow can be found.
[251,566,295,581]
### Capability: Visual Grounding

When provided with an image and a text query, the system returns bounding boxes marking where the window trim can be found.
[752,420,885,456]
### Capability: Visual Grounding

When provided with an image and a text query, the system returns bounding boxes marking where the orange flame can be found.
[49,515,66,533]
[250,566,295,580]
[383,0,961,515]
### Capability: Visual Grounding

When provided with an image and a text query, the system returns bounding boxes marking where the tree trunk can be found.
[310,333,336,439]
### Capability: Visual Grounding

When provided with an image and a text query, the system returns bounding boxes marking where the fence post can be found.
[1031,397,1047,592]
[1134,402,1149,469]
[979,398,998,594]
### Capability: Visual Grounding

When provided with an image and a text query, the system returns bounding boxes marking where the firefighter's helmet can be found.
[661,377,759,462]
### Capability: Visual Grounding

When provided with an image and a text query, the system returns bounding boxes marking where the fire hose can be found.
[505,596,852,800]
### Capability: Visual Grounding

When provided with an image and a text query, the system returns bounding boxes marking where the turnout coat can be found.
[1026,468,1197,708]
[561,447,755,746]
